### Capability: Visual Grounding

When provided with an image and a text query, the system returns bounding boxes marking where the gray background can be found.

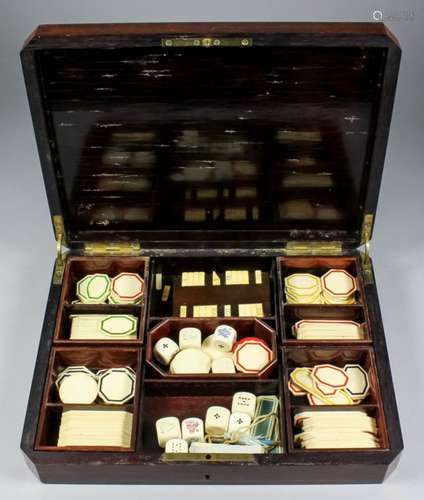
[0,0,423,498]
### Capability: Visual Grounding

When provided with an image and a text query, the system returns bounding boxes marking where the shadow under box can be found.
[138,379,284,453]
[35,346,142,451]
[145,318,278,379]
[279,256,365,305]
[282,304,372,343]
[148,256,277,319]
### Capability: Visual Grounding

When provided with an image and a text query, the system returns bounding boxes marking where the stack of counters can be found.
[97,367,136,404]
[109,272,144,304]
[56,366,98,404]
[233,337,273,374]
[70,314,138,340]
[321,269,357,305]
[210,325,237,352]
[57,410,133,447]
[76,274,111,304]
[294,410,379,449]
[289,363,370,405]
[292,319,364,340]
[284,273,322,304]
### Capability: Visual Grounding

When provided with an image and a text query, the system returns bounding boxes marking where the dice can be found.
[178,327,202,350]
[211,357,235,374]
[153,337,180,366]
[210,325,237,352]
[228,412,252,437]
[181,417,204,444]
[156,416,181,448]
[205,406,231,436]
[165,438,188,453]
[231,392,257,419]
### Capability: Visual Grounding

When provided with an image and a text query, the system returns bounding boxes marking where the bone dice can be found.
[165,438,188,453]
[179,327,202,350]
[210,324,237,352]
[231,391,257,419]
[228,412,252,437]
[205,406,231,436]
[181,417,204,444]
[153,337,180,366]
[156,416,181,448]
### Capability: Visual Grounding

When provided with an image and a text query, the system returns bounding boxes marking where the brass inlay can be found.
[161,37,252,48]
[285,241,342,256]
[84,241,141,256]
[161,452,256,463]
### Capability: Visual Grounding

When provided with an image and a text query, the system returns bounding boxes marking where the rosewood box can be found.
[20,22,403,484]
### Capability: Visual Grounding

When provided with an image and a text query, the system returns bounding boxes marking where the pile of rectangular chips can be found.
[294,410,380,449]
[70,314,138,340]
[292,320,364,340]
[57,409,133,447]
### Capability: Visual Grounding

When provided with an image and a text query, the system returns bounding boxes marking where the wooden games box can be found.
[20,22,402,484]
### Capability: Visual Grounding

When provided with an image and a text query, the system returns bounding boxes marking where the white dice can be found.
[210,325,237,352]
[153,337,180,366]
[228,412,252,437]
[205,406,231,436]
[156,416,181,448]
[231,392,257,419]
[181,417,204,444]
[165,438,188,453]
[211,357,235,374]
[178,327,202,350]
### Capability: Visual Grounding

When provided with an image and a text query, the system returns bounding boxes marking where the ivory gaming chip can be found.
[170,348,211,374]
[58,371,98,404]
[56,365,96,386]
[201,335,234,361]
[321,269,357,296]
[211,324,237,352]
[233,338,273,373]
[285,273,321,292]
[181,417,204,444]
[313,381,337,397]
[97,367,136,404]
[110,273,144,304]
[153,337,180,366]
[308,389,353,406]
[231,392,257,419]
[156,417,181,448]
[99,315,138,337]
[178,327,202,350]
[193,305,218,317]
[288,379,307,396]
[165,438,188,453]
[293,320,363,340]
[76,274,111,303]
[238,303,264,317]
[205,406,231,436]
[290,368,332,404]
[181,272,205,287]
[311,364,349,389]
[211,357,236,374]
[225,270,249,285]
[344,364,370,399]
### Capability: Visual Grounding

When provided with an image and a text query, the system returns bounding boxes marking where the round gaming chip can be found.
[110,273,144,304]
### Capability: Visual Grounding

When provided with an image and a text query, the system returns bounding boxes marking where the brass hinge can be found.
[285,241,343,256]
[84,241,141,256]
[161,37,252,48]
[52,215,68,285]
[360,214,374,284]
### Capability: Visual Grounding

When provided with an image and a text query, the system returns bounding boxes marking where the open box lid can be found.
[21,22,401,252]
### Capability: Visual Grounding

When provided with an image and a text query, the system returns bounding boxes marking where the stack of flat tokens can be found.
[289,364,370,405]
[294,410,380,449]
[152,325,274,375]
[75,272,144,305]
[57,410,133,447]
[292,320,364,340]
[321,269,357,305]
[284,274,322,304]
[55,366,136,405]
[284,269,357,305]
[70,314,138,340]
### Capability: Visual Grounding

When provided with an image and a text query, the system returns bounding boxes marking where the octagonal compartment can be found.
[146,318,277,379]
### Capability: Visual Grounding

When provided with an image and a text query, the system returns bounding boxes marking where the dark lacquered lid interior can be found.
[26,32,399,247]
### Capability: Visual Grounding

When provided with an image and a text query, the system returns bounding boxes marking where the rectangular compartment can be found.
[139,379,285,454]
[35,346,142,451]
[149,257,277,319]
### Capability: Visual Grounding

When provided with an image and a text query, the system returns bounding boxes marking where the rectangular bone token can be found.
[205,406,231,436]
[165,438,188,453]
[189,442,264,454]
[225,270,249,285]
[156,417,181,448]
[181,272,205,287]
[193,305,218,317]
[181,417,204,444]
[238,303,264,317]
